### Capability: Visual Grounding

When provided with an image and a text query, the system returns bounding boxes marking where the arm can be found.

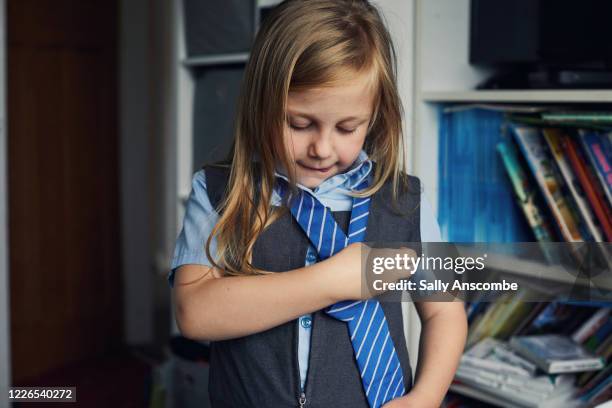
[172,242,370,342]
[173,243,416,342]
[173,261,337,342]
[383,301,467,408]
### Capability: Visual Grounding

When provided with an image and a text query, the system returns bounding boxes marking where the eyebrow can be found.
[288,112,370,125]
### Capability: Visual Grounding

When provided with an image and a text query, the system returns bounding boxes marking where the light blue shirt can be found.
[169,150,443,391]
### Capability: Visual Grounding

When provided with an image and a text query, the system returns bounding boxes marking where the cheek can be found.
[338,133,367,163]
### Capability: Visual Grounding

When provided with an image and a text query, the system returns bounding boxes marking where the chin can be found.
[297,173,328,189]
[298,177,323,189]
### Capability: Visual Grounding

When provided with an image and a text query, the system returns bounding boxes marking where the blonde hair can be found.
[203,0,409,278]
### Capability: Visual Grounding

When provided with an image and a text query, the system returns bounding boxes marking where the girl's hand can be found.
[381,391,438,408]
[327,242,417,302]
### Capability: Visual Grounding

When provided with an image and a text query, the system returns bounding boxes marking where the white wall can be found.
[375,0,422,377]
[0,0,12,403]
[374,0,416,173]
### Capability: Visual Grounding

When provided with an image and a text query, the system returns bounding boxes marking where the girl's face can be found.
[282,72,376,189]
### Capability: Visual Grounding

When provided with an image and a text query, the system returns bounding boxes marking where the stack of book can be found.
[446,298,611,407]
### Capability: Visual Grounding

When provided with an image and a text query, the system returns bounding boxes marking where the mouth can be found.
[298,162,335,173]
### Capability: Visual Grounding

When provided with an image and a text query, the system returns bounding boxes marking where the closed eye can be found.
[289,122,357,134]
[337,127,357,134]
[290,123,311,131]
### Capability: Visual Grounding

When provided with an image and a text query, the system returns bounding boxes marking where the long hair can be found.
[206,0,408,277]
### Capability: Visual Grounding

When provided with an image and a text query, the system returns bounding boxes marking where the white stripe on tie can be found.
[381,362,401,404]
[391,375,403,398]
[353,198,370,208]
[356,302,379,359]
[349,226,367,237]
[296,193,304,221]
[373,346,396,406]
[366,331,390,396]
[306,195,314,236]
[349,211,369,224]
[351,300,369,341]
[330,223,338,255]
[328,301,361,314]
[317,207,326,252]
[361,318,386,377]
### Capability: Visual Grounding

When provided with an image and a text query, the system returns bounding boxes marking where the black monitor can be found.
[470,0,612,69]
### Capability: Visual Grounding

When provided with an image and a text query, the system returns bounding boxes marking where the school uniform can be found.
[169,150,442,407]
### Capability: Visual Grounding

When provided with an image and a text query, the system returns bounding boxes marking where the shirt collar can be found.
[273,149,373,195]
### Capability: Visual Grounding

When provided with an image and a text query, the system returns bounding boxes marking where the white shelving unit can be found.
[411,0,612,218]
[412,0,612,404]
[422,90,612,103]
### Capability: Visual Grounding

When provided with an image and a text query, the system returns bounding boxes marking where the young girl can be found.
[169,1,467,407]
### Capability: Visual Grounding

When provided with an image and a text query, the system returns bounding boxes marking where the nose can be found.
[308,129,333,160]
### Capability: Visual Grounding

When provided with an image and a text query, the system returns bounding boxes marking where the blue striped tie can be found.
[279,179,405,407]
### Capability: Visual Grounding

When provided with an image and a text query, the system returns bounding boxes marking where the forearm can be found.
[411,302,467,407]
[178,257,343,341]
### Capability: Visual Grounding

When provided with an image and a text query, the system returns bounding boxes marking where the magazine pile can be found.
[452,303,611,407]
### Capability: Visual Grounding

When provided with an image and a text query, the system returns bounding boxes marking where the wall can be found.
[119,0,154,345]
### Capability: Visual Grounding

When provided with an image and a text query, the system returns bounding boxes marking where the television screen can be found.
[470,0,612,68]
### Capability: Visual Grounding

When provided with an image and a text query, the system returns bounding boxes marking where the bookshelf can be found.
[413,0,612,406]
[422,90,612,104]
[411,0,612,217]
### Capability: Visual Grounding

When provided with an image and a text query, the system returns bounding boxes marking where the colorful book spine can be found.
[584,318,612,352]
[578,130,612,208]
[563,135,612,241]
[543,129,605,242]
[512,126,585,242]
[572,307,611,343]
[542,112,612,123]
[496,140,556,242]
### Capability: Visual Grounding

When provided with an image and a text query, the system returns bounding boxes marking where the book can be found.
[524,302,598,337]
[563,134,612,241]
[584,317,612,352]
[578,130,612,208]
[452,370,578,408]
[541,112,612,124]
[580,375,612,404]
[578,334,612,385]
[462,338,534,377]
[509,334,605,374]
[492,342,538,376]
[467,286,542,347]
[512,125,586,242]
[496,140,557,243]
[438,108,534,242]
[542,128,605,242]
[578,363,612,397]
[511,302,548,336]
[572,307,611,343]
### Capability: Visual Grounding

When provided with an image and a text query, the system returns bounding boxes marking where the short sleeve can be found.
[168,170,220,288]
[420,192,442,243]
[410,191,444,298]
